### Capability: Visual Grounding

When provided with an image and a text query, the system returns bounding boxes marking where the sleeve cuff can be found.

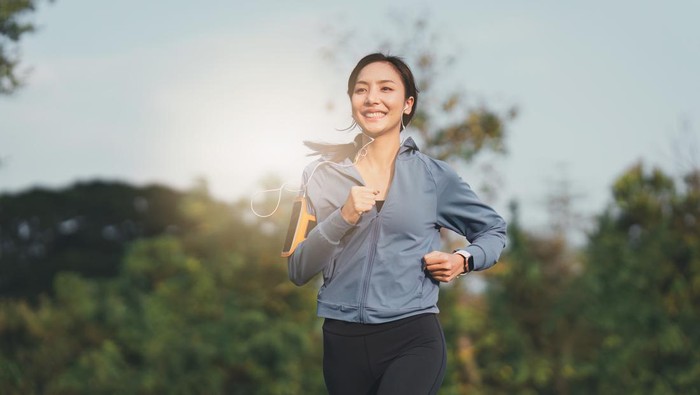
[318,208,356,244]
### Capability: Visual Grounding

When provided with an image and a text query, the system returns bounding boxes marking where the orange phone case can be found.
[281,196,317,257]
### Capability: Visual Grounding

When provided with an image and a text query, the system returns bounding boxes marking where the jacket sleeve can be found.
[287,209,355,285]
[433,160,507,271]
[287,168,356,286]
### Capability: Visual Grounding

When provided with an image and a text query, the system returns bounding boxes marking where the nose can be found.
[364,87,379,105]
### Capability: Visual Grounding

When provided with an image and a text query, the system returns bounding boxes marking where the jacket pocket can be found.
[323,258,337,284]
[369,264,424,310]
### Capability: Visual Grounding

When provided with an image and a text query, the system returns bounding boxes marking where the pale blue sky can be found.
[2,0,699,237]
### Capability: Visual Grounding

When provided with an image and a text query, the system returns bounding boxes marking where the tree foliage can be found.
[573,163,700,394]
[0,0,50,95]
[0,181,324,394]
[0,180,197,299]
[1,163,698,393]
[434,163,700,395]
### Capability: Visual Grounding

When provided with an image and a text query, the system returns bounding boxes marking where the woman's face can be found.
[351,61,414,137]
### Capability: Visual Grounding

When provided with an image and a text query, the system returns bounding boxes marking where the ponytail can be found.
[303,133,363,162]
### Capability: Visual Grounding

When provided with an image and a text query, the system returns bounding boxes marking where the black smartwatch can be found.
[453,250,474,276]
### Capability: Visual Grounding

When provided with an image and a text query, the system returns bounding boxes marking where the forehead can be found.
[355,61,402,84]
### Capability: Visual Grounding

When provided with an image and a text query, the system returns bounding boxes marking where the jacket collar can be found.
[400,137,420,155]
[330,136,420,181]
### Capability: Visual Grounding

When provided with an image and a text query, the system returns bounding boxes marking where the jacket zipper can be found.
[358,213,381,323]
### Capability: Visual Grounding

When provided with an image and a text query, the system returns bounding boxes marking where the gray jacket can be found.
[288,137,506,324]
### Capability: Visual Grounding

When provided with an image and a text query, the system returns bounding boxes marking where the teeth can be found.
[365,112,385,118]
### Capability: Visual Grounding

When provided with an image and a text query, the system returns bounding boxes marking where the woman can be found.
[288,53,506,394]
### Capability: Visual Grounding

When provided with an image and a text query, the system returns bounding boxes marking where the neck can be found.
[359,132,401,169]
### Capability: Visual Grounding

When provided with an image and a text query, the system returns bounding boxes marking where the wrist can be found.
[340,205,360,225]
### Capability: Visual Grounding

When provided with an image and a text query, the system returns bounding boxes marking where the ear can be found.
[403,96,415,114]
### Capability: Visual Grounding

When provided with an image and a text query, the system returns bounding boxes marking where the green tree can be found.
[0,181,324,394]
[0,181,198,300]
[574,163,700,394]
[0,0,52,95]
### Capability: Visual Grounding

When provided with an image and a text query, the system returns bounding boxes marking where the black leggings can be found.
[322,314,446,395]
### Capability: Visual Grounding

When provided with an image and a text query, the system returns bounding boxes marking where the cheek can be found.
[394,95,406,108]
[350,97,363,112]
[387,93,405,107]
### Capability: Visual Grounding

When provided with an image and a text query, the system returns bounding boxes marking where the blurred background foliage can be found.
[2,4,699,395]
[1,164,698,394]
[0,180,323,394]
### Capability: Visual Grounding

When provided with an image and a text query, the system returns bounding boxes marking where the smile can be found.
[363,112,387,119]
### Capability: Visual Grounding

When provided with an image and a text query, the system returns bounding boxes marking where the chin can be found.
[359,124,399,137]
[359,127,381,136]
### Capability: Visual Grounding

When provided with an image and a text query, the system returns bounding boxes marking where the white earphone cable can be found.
[249,135,375,218]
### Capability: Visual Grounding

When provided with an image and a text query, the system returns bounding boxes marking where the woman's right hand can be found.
[340,186,379,224]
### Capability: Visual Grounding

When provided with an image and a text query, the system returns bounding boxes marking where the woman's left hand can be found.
[422,251,465,283]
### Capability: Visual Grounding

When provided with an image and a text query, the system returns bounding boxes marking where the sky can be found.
[2,0,699,239]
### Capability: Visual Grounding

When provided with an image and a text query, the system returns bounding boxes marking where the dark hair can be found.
[304,53,419,161]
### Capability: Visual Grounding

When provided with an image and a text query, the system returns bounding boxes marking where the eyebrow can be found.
[355,79,398,85]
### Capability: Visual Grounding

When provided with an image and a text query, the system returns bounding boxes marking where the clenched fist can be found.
[340,186,379,224]
[422,251,467,283]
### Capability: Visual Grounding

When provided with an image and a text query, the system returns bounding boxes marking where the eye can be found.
[354,87,366,94]
[381,86,393,92]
